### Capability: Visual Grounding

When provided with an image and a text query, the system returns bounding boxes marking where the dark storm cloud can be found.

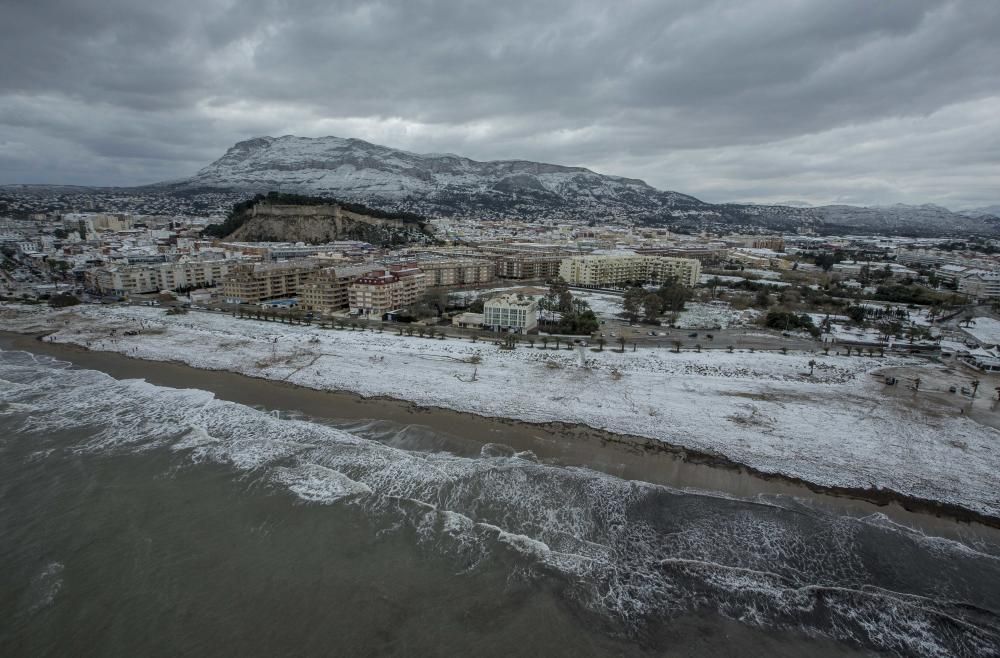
[1,0,998,206]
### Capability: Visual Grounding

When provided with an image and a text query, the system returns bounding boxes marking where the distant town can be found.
[3,187,1000,362]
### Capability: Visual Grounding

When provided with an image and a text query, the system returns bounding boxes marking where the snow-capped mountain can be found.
[158,135,1000,235]
[165,135,706,221]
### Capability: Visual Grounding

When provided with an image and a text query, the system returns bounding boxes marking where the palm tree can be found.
[472,333,479,343]
[823,346,830,355]
[808,359,816,375]
[672,340,681,353]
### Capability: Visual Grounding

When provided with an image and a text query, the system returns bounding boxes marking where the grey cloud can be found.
[0,0,997,207]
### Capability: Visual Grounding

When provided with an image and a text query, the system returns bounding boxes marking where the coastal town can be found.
[4,191,1000,525]
[5,2,1000,655]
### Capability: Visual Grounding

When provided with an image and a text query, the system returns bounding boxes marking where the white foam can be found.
[2,349,998,656]
[271,464,373,503]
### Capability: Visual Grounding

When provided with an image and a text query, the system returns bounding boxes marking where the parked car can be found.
[688,332,698,338]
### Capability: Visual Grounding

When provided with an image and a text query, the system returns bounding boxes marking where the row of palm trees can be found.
[231,309,873,357]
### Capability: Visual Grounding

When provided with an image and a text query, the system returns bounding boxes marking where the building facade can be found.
[409,257,496,288]
[483,294,539,333]
[558,254,701,287]
[348,266,427,318]
[222,259,320,304]
[87,259,236,295]
[958,271,1000,300]
[298,264,372,315]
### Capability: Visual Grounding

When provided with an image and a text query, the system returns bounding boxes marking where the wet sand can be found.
[3,330,999,541]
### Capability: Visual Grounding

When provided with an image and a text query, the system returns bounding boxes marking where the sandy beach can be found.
[3,327,999,535]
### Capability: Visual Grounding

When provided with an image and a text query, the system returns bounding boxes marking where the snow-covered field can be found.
[4,303,999,519]
[673,302,759,329]
[964,317,1000,346]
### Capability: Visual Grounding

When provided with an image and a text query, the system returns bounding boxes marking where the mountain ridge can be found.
[146,134,1000,236]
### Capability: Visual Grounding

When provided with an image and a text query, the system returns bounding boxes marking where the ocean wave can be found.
[2,349,998,656]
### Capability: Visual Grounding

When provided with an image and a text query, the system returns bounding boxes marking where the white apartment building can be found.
[559,253,701,287]
[958,271,1000,300]
[483,294,539,333]
[88,259,236,295]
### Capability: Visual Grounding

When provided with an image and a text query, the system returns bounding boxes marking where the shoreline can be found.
[4,329,999,535]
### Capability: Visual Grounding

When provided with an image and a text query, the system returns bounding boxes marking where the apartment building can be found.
[87,259,236,295]
[222,259,320,304]
[483,294,538,333]
[348,266,427,319]
[394,255,495,288]
[298,264,372,315]
[558,253,701,287]
[958,271,1000,300]
[478,243,575,280]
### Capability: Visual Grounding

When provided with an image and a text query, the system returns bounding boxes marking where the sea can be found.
[1,346,999,657]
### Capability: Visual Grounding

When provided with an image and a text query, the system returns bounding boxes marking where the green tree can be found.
[623,286,645,322]
[642,292,663,322]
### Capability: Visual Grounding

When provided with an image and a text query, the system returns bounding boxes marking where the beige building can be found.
[222,259,320,304]
[559,253,701,287]
[483,294,539,333]
[410,256,495,288]
[349,266,427,319]
[479,244,575,280]
[298,264,372,315]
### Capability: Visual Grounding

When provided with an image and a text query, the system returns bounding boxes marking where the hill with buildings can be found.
[203,192,433,247]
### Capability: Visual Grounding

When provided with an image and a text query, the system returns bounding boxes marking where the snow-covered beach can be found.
[4,302,999,521]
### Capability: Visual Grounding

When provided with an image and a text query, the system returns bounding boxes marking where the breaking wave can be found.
[2,349,998,656]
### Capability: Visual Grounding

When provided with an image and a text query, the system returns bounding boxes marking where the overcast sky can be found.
[1,0,998,208]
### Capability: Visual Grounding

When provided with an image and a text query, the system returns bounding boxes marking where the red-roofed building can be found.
[348,264,427,319]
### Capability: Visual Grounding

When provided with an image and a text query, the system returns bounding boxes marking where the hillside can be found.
[204,192,433,247]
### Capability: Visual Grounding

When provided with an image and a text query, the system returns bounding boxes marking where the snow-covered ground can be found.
[567,290,623,320]
[673,302,759,329]
[963,317,1000,346]
[4,302,1000,519]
